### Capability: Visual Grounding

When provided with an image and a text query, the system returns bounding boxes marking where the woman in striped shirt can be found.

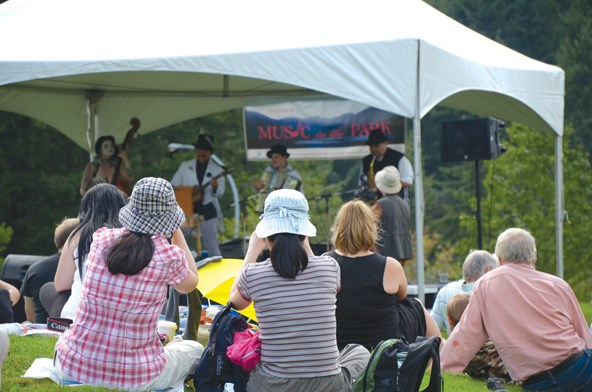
[230,189,370,392]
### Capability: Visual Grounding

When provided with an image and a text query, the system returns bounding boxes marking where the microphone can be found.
[167,143,194,154]
[360,174,368,186]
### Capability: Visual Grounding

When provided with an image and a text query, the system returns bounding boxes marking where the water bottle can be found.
[224,383,235,392]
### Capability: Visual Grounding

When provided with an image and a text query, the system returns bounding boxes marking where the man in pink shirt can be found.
[441,228,592,391]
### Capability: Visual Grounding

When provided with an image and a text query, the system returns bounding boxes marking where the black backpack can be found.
[353,336,443,392]
[193,304,249,392]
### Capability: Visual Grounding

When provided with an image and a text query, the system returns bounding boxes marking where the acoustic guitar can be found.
[192,168,234,205]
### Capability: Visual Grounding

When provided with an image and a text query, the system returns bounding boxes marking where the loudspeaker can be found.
[441,117,505,162]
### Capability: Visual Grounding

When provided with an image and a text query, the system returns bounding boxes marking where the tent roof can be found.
[0,0,564,150]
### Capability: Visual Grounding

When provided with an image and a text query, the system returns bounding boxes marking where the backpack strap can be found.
[399,336,442,392]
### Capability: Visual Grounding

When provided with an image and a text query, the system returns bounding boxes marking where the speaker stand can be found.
[475,160,483,249]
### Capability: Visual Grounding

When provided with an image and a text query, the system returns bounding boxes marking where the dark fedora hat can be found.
[365,129,389,145]
[266,144,290,159]
[194,134,214,151]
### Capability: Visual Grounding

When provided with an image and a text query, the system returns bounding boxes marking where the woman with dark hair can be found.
[230,189,370,392]
[80,135,134,196]
[55,177,202,390]
[40,183,127,320]
[326,199,442,351]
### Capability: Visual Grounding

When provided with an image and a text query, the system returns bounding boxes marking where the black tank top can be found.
[326,251,399,350]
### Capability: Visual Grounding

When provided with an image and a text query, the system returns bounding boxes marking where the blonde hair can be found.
[331,199,377,255]
[446,293,471,330]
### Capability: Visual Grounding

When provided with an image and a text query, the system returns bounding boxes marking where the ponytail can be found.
[268,234,308,279]
[107,232,154,276]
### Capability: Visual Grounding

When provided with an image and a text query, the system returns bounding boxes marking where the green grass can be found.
[3,299,591,391]
[2,336,521,392]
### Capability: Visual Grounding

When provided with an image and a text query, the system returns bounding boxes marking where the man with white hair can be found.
[441,228,592,390]
[430,250,498,333]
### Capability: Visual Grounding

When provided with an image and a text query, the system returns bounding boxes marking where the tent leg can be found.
[555,135,563,278]
[85,91,101,159]
[413,115,425,304]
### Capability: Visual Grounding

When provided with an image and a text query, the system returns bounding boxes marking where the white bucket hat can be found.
[119,177,185,236]
[374,166,402,195]
[255,189,316,238]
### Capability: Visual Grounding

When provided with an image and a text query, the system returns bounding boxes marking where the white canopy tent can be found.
[0,0,565,300]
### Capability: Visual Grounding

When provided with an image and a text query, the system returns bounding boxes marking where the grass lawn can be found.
[2,303,590,391]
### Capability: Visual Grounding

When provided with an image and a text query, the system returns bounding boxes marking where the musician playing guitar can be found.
[171,134,226,258]
[79,118,140,197]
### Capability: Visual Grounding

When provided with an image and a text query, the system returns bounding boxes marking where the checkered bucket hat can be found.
[119,177,185,236]
[255,189,316,238]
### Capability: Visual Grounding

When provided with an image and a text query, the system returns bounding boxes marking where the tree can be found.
[462,124,592,300]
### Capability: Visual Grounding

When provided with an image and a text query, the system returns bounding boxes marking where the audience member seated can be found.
[0,329,8,388]
[0,280,20,323]
[55,177,202,390]
[441,228,592,391]
[325,199,442,351]
[40,184,126,320]
[230,190,370,392]
[430,250,498,333]
[20,218,79,323]
[447,293,510,392]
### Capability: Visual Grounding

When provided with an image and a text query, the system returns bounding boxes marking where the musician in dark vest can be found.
[80,135,134,197]
[361,129,413,204]
[171,134,225,257]
[252,144,303,212]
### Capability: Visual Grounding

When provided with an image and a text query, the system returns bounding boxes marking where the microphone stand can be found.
[230,194,259,255]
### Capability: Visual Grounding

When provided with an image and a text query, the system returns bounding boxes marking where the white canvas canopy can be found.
[0,0,565,298]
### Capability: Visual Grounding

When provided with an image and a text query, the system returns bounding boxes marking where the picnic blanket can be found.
[23,357,185,391]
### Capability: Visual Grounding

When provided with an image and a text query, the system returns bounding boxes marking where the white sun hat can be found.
[255,189,316,238]
[374,165,402,195]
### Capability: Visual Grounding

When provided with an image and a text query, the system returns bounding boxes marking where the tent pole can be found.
[555,134,564,278]
[413,115,425,304]
[86,90,101,159]
[414,40,425,304]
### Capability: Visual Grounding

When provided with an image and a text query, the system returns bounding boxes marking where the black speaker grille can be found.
[441,118,503,162]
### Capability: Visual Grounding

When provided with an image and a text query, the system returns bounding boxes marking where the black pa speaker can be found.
[441,117,505,162]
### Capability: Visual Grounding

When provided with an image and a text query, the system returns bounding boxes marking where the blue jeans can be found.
[522,349,592,391]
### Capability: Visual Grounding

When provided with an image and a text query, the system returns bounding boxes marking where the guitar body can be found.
[191,168,234,206]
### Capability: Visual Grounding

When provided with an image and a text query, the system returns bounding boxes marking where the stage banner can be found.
[244,99,406,161]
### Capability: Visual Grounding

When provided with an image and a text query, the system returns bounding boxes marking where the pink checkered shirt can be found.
[56,227,190,388]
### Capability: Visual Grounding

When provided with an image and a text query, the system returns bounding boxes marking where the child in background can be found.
[447,293,511,392]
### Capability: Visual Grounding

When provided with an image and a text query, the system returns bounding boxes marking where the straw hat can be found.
[118,177,185,235]
[374,166,402,195]
[255,189,316,238]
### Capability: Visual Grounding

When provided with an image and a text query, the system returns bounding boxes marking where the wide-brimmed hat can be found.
[94,135,117,155]
[194,134,214,151]
[365,129,388,145]
[266,144,290,159]
[255,189,316,238]
[119,177,185,236]
[374,166,402,195]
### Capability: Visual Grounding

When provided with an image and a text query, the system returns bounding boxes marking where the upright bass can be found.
[113,117,140,196]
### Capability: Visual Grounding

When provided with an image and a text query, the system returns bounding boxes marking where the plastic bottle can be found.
[224,383,235,392]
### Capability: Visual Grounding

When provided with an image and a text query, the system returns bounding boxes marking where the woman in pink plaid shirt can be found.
[55,177,202,390]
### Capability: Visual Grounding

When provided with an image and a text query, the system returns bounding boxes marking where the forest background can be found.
[1,0,591,300]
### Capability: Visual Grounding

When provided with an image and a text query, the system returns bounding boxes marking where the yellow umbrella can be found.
[197,258,257,321]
